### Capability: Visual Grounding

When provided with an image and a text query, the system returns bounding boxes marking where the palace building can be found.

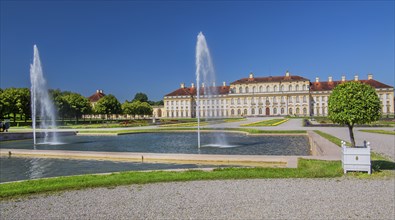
[163,71,394,118]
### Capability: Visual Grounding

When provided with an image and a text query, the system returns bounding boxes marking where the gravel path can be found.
[2,178,394,219]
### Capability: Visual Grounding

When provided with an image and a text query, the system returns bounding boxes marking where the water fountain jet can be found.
[195,32,229,148]
[30,45,58,145]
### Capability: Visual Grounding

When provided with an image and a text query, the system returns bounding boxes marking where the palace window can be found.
[281,85,284,91]
[244,98,247,104]
[273,108,277,114]
[231,109,235,115]
[289,108,293,115]
[237,98,241,104]
[237,109,241,115]
[302,85,306,91]
[281,108,284,114]
[252,86,256,93]
[266,86,270,92]
[259,86,263,93]
[303,96,307,103]
[296,108,300,114]
[231,99,234,104]
[239,87,243,93]
[259,108,262,114]
[274,85,277,92]
[245,87,249,93]
[289,85,292,91]
[303,108,307,115]
[244,109,247,115]
[252,108,255,114]
[296,85,299,91]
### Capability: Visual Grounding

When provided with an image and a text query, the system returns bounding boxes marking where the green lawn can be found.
[241,119,288,127]
[0,159,342,200]
[359,130,395,135]
[313,130,394,176]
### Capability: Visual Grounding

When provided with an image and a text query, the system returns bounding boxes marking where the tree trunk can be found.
[347,124,356,147]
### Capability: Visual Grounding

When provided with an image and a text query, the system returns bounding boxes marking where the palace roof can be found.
[230,75,309,85]
[165,86,230,97]
[88,90,105,102]
[310,79,393,91]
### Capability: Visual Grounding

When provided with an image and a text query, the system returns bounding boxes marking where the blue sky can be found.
[1,1,394,102]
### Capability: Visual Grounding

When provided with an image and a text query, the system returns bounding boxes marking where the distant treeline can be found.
[0,88,163,122]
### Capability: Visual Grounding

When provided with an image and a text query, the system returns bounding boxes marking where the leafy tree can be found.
[148,100,164,106]
[50,89,71,121]
[132,92,148,103]
[94,94,122,118]
[1,88,20,122]
[136,101,153,118]
[328,81,381,147]
[16,88,31,122]
[0,88,4,119]
[63,93,92,122]
[122,101,137,118]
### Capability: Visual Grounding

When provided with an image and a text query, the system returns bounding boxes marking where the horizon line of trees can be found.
[0,88,162,122]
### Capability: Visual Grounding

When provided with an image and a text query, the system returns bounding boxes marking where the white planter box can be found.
[341,141,371,174]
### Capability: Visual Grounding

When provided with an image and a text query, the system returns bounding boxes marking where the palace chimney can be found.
[285,70,290,77]
[191,83,195,88]
[341,75,346,82]
[368,73,373,80]
[180,83,185,88]
[223,81,226,86]
[328,76,333,82]
[249,72,254,79]
[315,77,320,83]
[354,74,359,81]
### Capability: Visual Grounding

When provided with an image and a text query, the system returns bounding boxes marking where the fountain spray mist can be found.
[195,32,228,148]
[30,45,58,145]
[196,32,214,148]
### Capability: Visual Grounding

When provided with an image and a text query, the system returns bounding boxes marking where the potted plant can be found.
[328,81,381,174]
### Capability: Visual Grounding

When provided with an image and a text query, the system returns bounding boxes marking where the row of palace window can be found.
[230,107,308,115]
[232,84,308,94]
[230,96,308,105]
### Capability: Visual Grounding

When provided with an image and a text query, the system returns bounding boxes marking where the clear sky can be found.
[1,1,394,102]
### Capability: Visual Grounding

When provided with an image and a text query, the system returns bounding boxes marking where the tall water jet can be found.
[30,45,58,145]
[195,32,228,148]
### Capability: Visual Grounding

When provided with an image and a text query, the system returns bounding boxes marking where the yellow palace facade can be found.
[163,71,394,118]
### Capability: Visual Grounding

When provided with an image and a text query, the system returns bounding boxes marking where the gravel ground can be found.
[1,178,394,219]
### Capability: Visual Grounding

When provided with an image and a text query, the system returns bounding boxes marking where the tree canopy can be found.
[132,92,149,103]
[94,94,122,116]
[328,81,381,147]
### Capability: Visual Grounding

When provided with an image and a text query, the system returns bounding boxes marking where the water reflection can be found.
[0,157,220,183]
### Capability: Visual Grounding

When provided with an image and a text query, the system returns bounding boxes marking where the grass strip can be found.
[313,130,351,147]
[241,119,288,127]
[313,130,394,176]
[359,130,395,135]
[0,159,342,200]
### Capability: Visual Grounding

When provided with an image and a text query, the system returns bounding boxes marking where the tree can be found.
[63,93,92,122]
[94,94,122,118]
[132,92,148,103]
[1,88,21,122]
[122,101,137,118]
[136,101,153,118]
[328,81,381,147]
[50,89,71,121]
[16,88,31,122]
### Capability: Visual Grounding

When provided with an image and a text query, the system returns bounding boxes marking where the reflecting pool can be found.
[0,157,221,183]
[1,132,310,156]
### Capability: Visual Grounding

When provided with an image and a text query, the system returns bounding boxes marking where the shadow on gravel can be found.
[372,160,395,171]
